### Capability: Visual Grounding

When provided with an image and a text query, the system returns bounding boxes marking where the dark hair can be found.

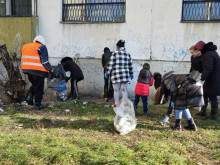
[143,63,150,70]
[61,57,73,63]
[153,72,162,90]
[116,40,125,47]
[104,47,110,53]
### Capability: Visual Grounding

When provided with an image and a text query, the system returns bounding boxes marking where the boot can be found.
[197,105,207,116]
[26,93,34,106]
[172,119,182,131]
[184,118,198,131]
[206,103,218,120]
[35,102,45,110]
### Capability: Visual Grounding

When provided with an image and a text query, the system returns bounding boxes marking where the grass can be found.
[0,99,219,165]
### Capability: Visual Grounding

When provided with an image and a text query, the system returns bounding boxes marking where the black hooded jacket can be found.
[162,71,204,109]
[201,42,220,96]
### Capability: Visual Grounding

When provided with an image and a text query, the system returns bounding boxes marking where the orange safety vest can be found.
[21,42,49,72]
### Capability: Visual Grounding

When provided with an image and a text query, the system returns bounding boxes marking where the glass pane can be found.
[0,0,6,16]
[182,2,207,20]
[12,0,32,16]
[211,2,220,20]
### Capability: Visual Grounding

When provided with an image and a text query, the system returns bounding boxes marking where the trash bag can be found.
[53,62,67,80]
[56,91,68,101]
[114,98,137,135]
[53,79,68,101]
[53,79,67,91]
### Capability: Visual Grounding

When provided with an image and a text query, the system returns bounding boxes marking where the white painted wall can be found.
[37,0,220,98]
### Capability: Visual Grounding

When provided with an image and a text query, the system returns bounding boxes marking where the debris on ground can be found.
[64,109,70,113]
[0,107,4,113]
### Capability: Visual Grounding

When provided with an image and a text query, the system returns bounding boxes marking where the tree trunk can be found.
[0,44,26,102]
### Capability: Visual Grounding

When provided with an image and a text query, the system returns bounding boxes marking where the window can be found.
[0,0,6,16]
[0,0,37,17]
[62,0,126,23]
[11,0,32,16]
[182,0,220,22]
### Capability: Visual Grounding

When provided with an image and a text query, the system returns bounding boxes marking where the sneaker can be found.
[35,105,45,110]
[111,104,117,108]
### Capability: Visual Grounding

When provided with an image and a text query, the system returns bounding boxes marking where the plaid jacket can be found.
[106,47,133,84]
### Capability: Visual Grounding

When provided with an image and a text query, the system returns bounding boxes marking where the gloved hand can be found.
[104,73,108,79]
[49,70,54,79]
[130,75,134,80]
[171,101,174,108]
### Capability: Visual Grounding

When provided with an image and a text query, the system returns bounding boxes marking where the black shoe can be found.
[26,95,34,106]
[143,112,149,116]
[171,119,182,131]
[35,104,45,110]
[184,118,198,131]
[205,115,217,120]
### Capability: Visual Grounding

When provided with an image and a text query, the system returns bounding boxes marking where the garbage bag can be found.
[56,91,68,101]
[53,62,67,80]
[114,98,137,135]
[53,79,67,91]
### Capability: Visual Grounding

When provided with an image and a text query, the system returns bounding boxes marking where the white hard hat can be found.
[33,35,46,45]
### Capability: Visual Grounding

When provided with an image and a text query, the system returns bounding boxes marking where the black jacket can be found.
[201,42,220,96]
[190,54,203,73]
[162,71,204,109]
[102,50,112,67]
[61,58,84,81]
[137,69,152,84]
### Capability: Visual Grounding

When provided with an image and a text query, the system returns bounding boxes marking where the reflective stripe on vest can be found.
[21,42,49,72]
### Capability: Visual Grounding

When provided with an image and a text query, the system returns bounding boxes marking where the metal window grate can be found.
[11,0,32,16]
[0,0,6,16]
[62,0,126,23]
[182,0,220,22]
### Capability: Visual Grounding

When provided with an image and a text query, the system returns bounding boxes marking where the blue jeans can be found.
[134,95,148,113]
[176,109,192,120]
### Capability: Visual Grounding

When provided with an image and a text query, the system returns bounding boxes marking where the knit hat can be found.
[34,35,46,45]
[195,41,205,51]
[116,40,125,47]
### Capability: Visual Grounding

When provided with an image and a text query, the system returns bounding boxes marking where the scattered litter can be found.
[83,102,88,105]
[7,91,12,95]
[104,105,110,109]
[70,118,75,121]
[21,101,28,106]
[0,100,3,106]
[64,109,70,113]
[72,100,77,104]
[82,106,86,109]
[0,108,4,113]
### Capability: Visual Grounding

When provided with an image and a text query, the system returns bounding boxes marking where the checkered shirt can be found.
[106,47,133,84]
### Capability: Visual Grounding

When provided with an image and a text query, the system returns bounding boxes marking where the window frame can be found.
[0,0,37,17]
[181,0,220,22]
[61,0,126,24]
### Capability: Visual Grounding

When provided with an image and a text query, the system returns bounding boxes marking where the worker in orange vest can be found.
[21,35,53,110]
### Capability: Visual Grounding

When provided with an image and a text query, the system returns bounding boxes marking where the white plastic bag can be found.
[113,98,137,135]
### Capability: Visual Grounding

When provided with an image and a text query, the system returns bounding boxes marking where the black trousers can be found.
[28,74,45,103]
[104,69,113,98]
[70,78,79,98]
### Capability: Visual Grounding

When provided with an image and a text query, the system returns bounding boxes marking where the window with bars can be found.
[0,0,6,16]
[0,0,37,17]
[182,0,220,22]
[62,0,126,23]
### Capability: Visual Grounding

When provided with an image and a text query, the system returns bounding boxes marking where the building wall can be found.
[0,17,38,56]
[37,0,220,98]
[0,17,38,102]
